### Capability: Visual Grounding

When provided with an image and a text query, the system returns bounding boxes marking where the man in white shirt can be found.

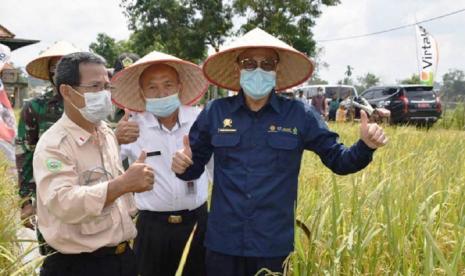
[296,89,309,105]
[112,51,210,276]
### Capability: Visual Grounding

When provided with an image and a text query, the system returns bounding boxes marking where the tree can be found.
[356,72,380,92]
[233,0,340,57]
[192,0,233,53]
[89,33,121,66]
[308,76,328,85]
[120,0,233,62]
[399,74,421,85]
[89,32,166,67]
[337,65,354,85]
[442,69,465,101]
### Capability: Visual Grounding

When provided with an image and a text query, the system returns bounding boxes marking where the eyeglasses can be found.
[238,57,279,72]
[75,83,113,92]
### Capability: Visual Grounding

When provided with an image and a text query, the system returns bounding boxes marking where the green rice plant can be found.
[0,156,41,275]
[288,122,465,275]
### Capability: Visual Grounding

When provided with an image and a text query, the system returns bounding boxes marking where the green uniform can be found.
[15,87,63,200]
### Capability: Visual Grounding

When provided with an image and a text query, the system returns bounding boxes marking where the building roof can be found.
[0,24,39,50]
[0,25,15,38]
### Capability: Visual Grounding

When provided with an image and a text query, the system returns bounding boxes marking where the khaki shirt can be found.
[33,114,137,254]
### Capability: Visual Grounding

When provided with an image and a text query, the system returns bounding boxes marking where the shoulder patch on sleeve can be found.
[46,158,63,172]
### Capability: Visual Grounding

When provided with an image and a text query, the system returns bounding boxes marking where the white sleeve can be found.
[205,155,214,183]
[120,143,131,161]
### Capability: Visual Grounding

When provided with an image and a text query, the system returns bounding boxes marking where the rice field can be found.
[289,122,465,275]
[1,118,465,275]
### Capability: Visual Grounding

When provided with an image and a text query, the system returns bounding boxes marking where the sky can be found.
[1,0,464,85]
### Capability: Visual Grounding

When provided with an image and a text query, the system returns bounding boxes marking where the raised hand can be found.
[115,108,140,145]
[171,135,193,174]
[360,110,388,149]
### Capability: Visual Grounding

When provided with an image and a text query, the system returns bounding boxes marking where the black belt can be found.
[139,202,207,224]
[43,241,130,257]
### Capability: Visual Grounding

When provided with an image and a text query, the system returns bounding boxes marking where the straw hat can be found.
[26,41,80,80]
[111,51,209,112]
[203,27,314,92]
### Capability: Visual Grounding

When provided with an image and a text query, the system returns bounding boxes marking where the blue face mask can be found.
[145,93,181,117]
[240,68,276,100]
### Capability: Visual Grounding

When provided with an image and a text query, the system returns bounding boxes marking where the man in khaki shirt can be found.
[33,52,154,276]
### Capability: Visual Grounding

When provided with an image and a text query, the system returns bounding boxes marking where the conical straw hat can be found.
[111,50,209,112]
[26,41,80,80]
[203,27,314,91]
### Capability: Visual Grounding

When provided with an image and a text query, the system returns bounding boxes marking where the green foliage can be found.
[233,0,340,57]
[441,69,465,102]
[112,0,340,62]
[308,76,329,85]
[356,72,380,93]
[435,103,465,131]
[89,33,120,66]
[120,0,233,62]
[0,158,42,275]
[399,74,421,85]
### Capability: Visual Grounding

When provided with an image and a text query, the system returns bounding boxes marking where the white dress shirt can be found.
[120,105,211,212]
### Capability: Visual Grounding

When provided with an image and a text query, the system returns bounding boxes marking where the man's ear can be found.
[60,84,72,102]
[60,84,68,97]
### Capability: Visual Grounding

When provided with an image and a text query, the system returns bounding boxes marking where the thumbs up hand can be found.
[360,110,388,149]
[171,135,194,174]
[121,151,155,193]
[115,108,140,145]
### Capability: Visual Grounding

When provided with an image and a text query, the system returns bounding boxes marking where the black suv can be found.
[360,85,442,126]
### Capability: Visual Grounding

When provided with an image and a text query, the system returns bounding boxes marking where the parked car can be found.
[360,85,442,126]
[292,84,358,99]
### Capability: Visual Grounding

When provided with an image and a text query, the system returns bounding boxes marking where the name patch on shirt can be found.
[218,118,237,133]
[268,124,298,135]
[147,151,161,157]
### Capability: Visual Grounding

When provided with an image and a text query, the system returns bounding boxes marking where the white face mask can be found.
[70,88,113,123]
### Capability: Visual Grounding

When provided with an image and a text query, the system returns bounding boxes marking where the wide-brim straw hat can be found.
[111,51,209,112]
[26,41,80,80]
[203,27,314,92]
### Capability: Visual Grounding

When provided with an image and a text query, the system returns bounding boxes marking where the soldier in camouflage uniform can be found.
[16,85,63,201]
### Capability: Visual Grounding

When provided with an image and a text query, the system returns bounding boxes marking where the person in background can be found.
[328,93,340,121]
[336,102,348,122]
[34,52,154,276]
[296,90,308,105]
[110,53,140,124]
[311,86,327,117]
[112,50,211,276]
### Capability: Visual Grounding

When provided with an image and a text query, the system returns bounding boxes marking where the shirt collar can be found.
[231,89,281,114]
[60,113,102,146]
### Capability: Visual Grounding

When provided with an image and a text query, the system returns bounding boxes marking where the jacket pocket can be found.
[211,134,240,168]
[267,134,300,168]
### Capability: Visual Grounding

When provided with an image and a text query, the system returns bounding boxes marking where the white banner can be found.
[415,25,439,86]
[0,43,11,72]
